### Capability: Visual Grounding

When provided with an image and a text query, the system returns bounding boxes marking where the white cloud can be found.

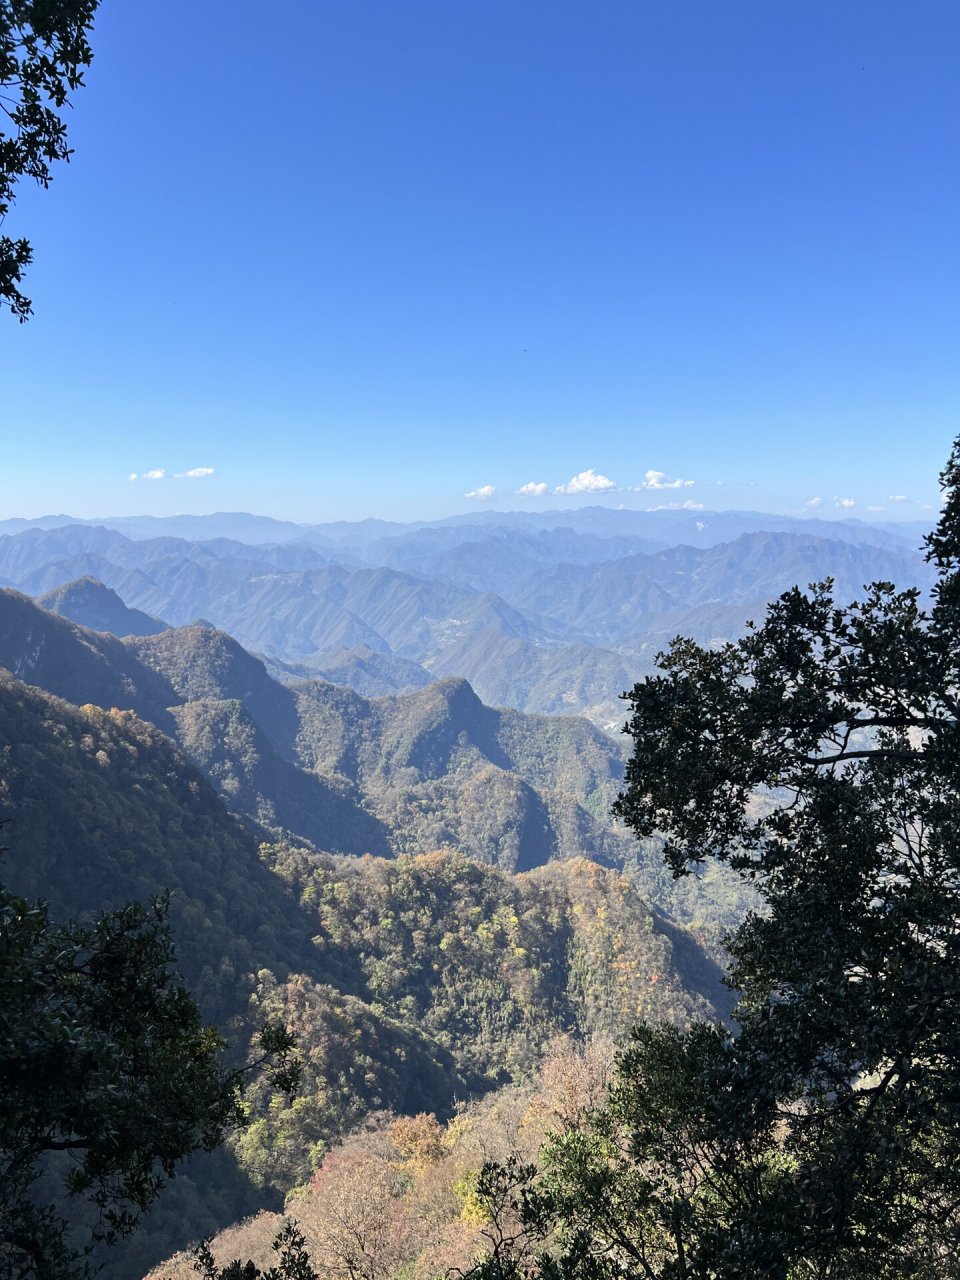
[835,497,856,509]
[889,494,908,503]
[516,481,548,497]
[648,499,705,511]
[464,484,496,500]
[143,469,166,480]
[635,469,694,491]
[806,496,824,508]
[128,472,138,482]
[866,505,886,512]
[554,468,618,495]
[176,466,215,479]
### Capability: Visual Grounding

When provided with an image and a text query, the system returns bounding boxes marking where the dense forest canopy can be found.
[0,659,724,1276]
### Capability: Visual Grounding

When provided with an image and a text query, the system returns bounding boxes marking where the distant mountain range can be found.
[5,504,906,1271]
[0,507,932,728]
[0,506,932,550]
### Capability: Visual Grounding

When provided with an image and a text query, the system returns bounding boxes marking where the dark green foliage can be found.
[285,675,634,871]
[467,1156,542,1280]
[0,0,99,320]
[286,849,718,1061]
[169,696,392,857]
[490,1022,800,1278]
[0,871,297,1280]
[0,670,319,1021]
[0,674,319,1274]
[237,968,466,1193]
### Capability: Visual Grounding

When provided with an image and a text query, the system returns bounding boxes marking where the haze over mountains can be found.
[0,506,932,728]
[0,502,931,1274]
[0,506,932,549]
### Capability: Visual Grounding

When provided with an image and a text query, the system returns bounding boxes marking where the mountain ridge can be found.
[0,518,930,732]
[0,506,930,554]
[0,588,633,874]
[37,575,170,636]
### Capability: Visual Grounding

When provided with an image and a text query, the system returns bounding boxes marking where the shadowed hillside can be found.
[0,589,176,730]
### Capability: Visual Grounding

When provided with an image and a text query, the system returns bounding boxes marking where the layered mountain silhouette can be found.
[0,509,931,727]
[0,505,931,551]
[4,506,893,1273]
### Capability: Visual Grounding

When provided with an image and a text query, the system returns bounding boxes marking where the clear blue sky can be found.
[2,0,957,522]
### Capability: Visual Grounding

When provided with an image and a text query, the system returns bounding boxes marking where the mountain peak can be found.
[37,576,169,637]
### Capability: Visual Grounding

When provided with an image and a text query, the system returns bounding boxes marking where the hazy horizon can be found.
[0,501,936,534]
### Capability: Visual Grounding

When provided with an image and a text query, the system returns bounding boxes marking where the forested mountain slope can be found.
[0,670,315,1020]
[0,590,632,873]
[0,588,175,727]
[0,668,723,1274]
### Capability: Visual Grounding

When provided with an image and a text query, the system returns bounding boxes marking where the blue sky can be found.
[1,0,957,522]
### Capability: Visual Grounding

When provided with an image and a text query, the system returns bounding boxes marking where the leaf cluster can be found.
[0,881,244,1280]
[0,0,98,319]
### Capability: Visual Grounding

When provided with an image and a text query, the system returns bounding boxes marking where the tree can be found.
[0,869,298,1280]
[1,0,99,321]
[301,1133,412,1280]
[467,438,960,1278]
